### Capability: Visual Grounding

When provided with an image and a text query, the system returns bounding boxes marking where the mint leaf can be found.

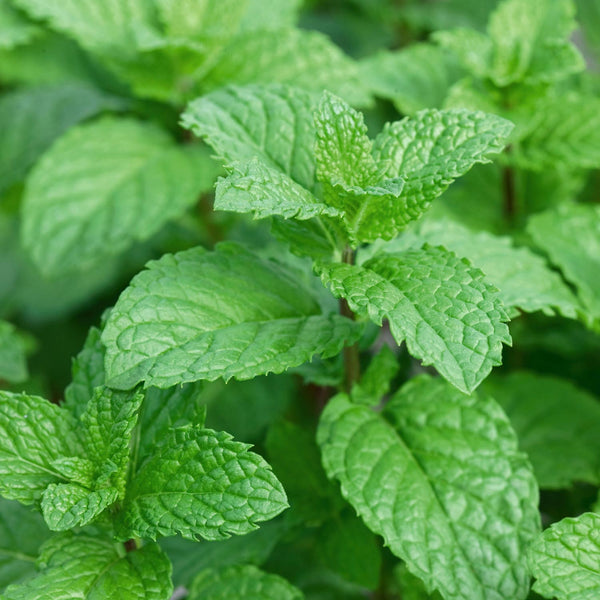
[528,204,600,329]
[182,84,317,191]
[0,1,38,49]
[103,243,362,390]
[351,345,399,406]
[482,372,600,489]
[0,320,28,384]
[361,43,464,115]
[0,498,52,589]
[21,117,213,276]
[188,565,303,600]
[41,484,118,531]
[201,28,371,107]
[116,426,288,541]
[529,513,600,600]
[371,109,512,237]
[2,535,172,600]
[0,83,121,195]
[0,392,82,504]
[319,245,510,393]
[318,376,540,600]
[239,0,302,31]
[433,28,493,80]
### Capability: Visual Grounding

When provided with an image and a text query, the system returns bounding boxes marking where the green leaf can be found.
[2,534,173,600]
[41,484,118,531]
[529,512,600,600]
[201,28,371,107]
[317,376,540,600]
[103,243,362,390]
[21,117,212,276]
[487,0,583,85]
[0,83,122,196]
[361,43,464,115]
[0,0,38,49]
[482,372,600,489]
[370,218,581,320]
[182,84,317,191]
[188,565,303,600]
[351,345,399,406]
[371,109,512,237]
[527,204,600,329]
[116,426,288,541]
[0,392,82,504]
[0,498,52,590]
[432,28,493,81]
[80,388,144,496]
[239,0,301,31]
[319,245,510,393]
[0,320,28,384]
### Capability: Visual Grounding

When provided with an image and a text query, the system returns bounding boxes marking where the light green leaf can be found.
[528,204,600,329]
[2,535,173,600]
[0,0,38,49]
[0,498,52,590]
[270,216,341,262]
[371,218,581,319]
[0,83,122,196]
[239,0,301,31]
[103,243,362,390]
[21,117,213,276]
[80,388,144,496]
[487,0,583,85]
[482,372,600,489]
[319,245,510,393]
[116,426,288,541]
[0,320,28,384]
[529,512,600,600]
[201,28,371,107]
[317,376,540,600]
[360,43,464,115]
[351,345,399,406]
[215,159,341,220]
[188,565,303,600]
[371,109,512,237]
[433,28,493,80]
[182,84,317,191]
[0,392,82,504]
[41,484,118,531]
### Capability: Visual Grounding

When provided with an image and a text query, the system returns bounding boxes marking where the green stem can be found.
[340,246,360,393]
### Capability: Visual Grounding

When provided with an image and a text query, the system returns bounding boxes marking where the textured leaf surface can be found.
[22,117,212,276]
[2,535,172,600]
[529,513,600,600]
[317,376,540,600]
[188,565,303,600]
[41,483,118,531]
[371,109,512,237]
[239,0,301,31]
[482,372,600,489]
[528,204,600,329]
[360,43,463,115]
[182,84,317,191]
[0,83,120,195]
[201,28,371,106]
[116,426,287,541]
[0,0,38,49]
[0,499,51,590]
[0,392,82,504]
[103,243,362,390]
[351,345,399,406]
[370,218,581,319]
[0,320,28,384]
[319,245,510,393]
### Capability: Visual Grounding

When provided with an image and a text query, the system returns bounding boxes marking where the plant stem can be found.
[341,246,360,393]
[502,147,516,224]
[124,539,137,553]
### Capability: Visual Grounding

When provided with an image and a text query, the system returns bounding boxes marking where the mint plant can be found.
[2,1,600,599]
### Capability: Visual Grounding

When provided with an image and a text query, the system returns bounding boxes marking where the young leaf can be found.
[116,426,288,541]
[482,372,600,489]
[432,28,493,81]
[2,534,173,600]
[319,245,510,393]
[318,375,540,600]
[103,243,362,390]
[41,483,118,531]
[528,204,600,329]
[0,320,28,384]
[350,345,399,406]
[239,0,302,31]
[0,392,82,504]
[188,565,303,600]
[0,1,38,49]
[529,513,600,600]
[21,117,214,276]
[371,109,512,238]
